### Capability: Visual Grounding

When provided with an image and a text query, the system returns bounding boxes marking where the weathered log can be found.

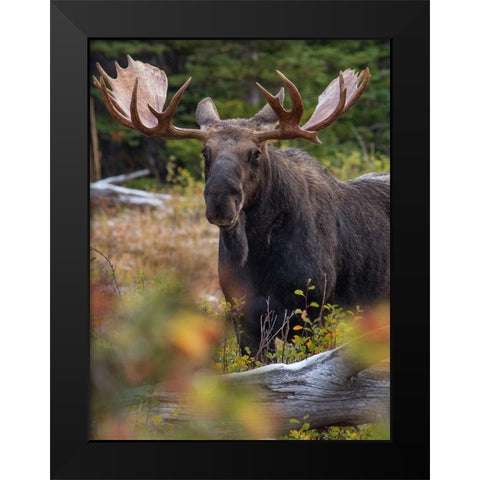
[144,328,390,433]
[90,170,172,208]
[94,168,151,185]
[223,339,390,429]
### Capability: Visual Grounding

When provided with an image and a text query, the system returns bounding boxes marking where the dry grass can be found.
[90,188,221,305]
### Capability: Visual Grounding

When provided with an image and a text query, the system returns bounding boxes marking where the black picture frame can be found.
[51,1,429,479]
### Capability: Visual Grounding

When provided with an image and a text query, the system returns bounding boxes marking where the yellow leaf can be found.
[301,310,307,319]
[293,325,303,331]
[151,415,162,426]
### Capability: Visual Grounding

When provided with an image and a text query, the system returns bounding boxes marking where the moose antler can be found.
[255,68,371,144]
[93,55,206,140]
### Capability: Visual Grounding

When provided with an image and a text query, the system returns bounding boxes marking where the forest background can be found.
[89,39,390,184]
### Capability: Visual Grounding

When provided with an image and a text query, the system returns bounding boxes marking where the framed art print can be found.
[51,1,429,479]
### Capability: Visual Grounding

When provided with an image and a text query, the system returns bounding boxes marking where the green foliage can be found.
[282,421,381,441]
[283,416,322,440]
[164,140,205,180]
[323,150,391,181]
[90,39,389,182]
[121,176,164,193]
[165,157,202,191]
[207,279,363,368]
[257,279,361,364]
[202,281,388,440]
[203,297,263,373]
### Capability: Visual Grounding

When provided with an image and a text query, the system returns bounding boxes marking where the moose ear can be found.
[251,88,285,130]
[196,97,221,129]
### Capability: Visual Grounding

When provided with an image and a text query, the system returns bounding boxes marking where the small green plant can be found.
[122,176,165,193]
[205,280,364,369]
[321,149,390,181]
[318,424,377,440]
[166,158,201,193]
[283,417,381,441]
[133,271,146,297]
[259,280,362,365]
[282,415,322,440]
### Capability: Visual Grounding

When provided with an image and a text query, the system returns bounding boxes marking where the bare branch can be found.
[90,246,122,297]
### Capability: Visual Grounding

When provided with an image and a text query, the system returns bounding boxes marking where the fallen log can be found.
[144,328,390,433]
[90,169,172,208]
[223,334,390,429]
[94,168,151,185]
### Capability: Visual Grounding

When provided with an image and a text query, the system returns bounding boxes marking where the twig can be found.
[90,246,122,297]
[351,125,372,170]
[257,302,293,363]
[318,273,327,327]
[222,316,229,373]
[280,310,293,364]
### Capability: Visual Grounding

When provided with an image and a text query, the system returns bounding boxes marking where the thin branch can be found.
[90,246,122,297]
[318,273,327,327]
[351,124,373,170]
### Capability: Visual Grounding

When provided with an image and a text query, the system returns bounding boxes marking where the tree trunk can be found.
[89,97,102,182]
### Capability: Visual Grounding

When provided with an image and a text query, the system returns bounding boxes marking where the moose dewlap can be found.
[94,55,389,356]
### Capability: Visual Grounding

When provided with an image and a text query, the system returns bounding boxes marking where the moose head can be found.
[94,56,370,231]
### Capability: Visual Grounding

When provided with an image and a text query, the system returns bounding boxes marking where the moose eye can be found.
[249,149,261,164]
[202,148,211,164]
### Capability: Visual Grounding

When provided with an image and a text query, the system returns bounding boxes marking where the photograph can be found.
[89,39,391,441]
[50,1,429,478]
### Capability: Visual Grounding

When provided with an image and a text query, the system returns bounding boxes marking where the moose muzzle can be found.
[204,156,244,229]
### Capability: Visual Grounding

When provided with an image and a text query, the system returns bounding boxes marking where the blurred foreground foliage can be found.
[90,39,389,181]
[90,273,279,440]
[91,246,389,440]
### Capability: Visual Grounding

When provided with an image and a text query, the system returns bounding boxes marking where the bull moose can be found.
[93,56,390,356]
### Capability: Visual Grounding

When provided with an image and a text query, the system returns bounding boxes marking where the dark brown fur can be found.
[198,105,390,355]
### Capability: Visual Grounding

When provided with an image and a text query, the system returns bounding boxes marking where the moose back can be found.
[94,56,390,356]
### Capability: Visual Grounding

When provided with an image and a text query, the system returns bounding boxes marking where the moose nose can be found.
[205,203,234,227]
[204,188,241,228]
[207,217,234,228]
